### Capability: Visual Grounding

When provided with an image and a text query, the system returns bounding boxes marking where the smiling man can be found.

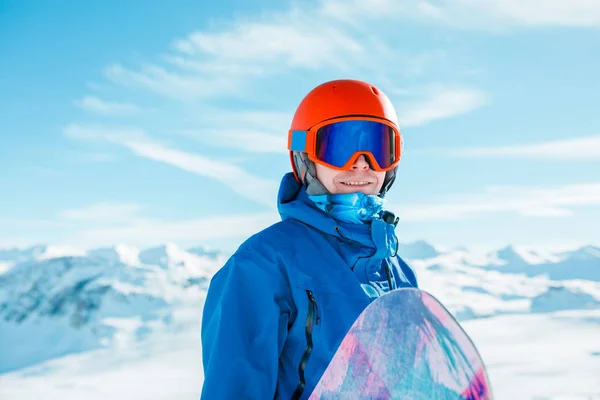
[200,79,418,400]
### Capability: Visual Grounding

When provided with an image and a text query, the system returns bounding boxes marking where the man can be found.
[201,79,418,399]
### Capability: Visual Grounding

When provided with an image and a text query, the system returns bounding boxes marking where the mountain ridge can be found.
[0,240,599,374]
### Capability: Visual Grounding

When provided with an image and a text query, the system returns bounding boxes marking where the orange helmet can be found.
[288,79,403,197]
[290,79,400,132]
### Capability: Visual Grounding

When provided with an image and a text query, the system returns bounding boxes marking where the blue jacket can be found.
[201,172,418,399]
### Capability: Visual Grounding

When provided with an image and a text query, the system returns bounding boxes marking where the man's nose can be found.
[351,154,370,170]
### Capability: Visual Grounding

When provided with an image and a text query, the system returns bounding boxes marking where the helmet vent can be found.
[370,86,379,95]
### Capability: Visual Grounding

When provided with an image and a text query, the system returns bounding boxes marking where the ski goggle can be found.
[288,116,402,171]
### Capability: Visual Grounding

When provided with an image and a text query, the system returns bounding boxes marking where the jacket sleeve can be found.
[200,248,294,399]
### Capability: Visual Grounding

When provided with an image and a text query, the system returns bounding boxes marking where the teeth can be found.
[342,181,371,186]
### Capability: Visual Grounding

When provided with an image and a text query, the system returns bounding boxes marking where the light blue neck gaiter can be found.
[308,192,385,224]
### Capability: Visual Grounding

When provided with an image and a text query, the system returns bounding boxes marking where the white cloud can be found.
[395,182,600,221]
[99,2,450,103]
[104,63,242,101]
[0,209,280,250]
[175,109,292,153]
[64,123,145,142]
[68,211,279,249]
[120,140,279,207]
[398,87,487,127]
[75,96,140,115]
[0,218,74,230]
[434,0,600,28]
[171,17,362,68]
[100,5,367,102]
[188,129,287,154]
[61,202,143,222]
[164,55,267,75]
[192,110,292,132]
[321,0,600,29]
[79,0,600,115]
[433,135,600,160]
[64,124,279,208]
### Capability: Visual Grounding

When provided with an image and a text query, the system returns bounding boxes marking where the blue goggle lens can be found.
[315,120,396,169]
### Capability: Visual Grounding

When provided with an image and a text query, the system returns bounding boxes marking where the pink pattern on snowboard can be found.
[309,288,493,399]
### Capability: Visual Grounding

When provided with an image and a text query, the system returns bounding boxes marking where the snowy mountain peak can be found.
[492,245,560,265]
[37,245,87,260]
[186,245,225,260]
[560,245,600,262]
[138,243,190,268]
[398,240,440,260]
[87,244,141,266]
[530,285,600,313]
[490,244,583,266]
[135,243,223,278]
[495,245,526,264]
[0,244,86,262]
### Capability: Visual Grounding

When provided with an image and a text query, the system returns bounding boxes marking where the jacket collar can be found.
[277,173,398,267]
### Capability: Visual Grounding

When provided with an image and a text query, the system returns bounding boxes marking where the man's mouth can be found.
[340,181,373,186]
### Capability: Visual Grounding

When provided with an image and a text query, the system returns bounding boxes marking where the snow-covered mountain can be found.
[475,244,600,281]
[401,243,600,320]
[0,245,86,274]
[1,240,599,399]
[0,243,224,373]
[396,240,441,259]
[397,243,600,281]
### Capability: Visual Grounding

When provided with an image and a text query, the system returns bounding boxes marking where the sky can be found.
[1,0,600,253]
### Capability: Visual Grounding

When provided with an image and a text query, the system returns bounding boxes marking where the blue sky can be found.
[2,0,600,253]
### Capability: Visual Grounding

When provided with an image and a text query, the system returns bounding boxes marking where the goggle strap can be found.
[289,130,308,152]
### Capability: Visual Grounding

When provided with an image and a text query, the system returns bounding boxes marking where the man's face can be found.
[314,154,386,195]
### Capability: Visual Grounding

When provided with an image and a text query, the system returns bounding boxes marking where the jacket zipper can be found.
[291,290,321,400]
[385,263,394,291]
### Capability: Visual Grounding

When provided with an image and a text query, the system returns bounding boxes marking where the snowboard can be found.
[308,288,493,399]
